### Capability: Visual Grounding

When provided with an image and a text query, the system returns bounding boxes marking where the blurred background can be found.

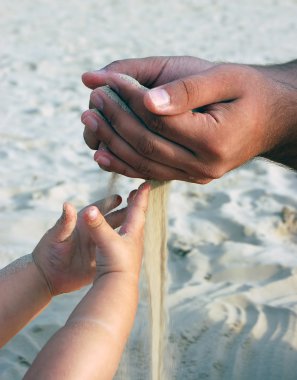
[1,0,297,379]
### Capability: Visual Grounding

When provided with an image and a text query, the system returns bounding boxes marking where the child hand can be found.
[32,195,125,296]
[83,182,150,282]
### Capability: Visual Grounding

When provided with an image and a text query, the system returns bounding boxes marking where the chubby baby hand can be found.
[32,195,125,296]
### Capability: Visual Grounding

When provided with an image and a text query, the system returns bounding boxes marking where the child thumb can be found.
[83,206,116,248]
[51,203,77,243]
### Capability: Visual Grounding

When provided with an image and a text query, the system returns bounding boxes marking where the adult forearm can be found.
[0,255,52,347]
[255,59,297,88]
[253,60,297,169]
[25,273,139,380]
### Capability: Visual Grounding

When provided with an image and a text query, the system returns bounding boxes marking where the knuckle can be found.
[193,178,213,185]
[101,131,113,147]
[134,160,153,178]
[212,145,228,162]
[105,60,122,72]
[204,136,230,163]
[149,116,166,134]
[120,166,133,178]
[190,162,225,181]
[120,93,135,112]
[135,136,155,157]
[205,165,226,180]
[180,78,198,106]
[106,109,117,126]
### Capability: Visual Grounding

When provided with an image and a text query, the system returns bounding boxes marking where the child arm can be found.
[0,255,52,347]
[0,196,123,347]
[24,183,150,380]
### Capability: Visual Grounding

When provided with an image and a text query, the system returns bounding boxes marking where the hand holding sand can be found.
[82,57,297,181]
[82,55,214,154]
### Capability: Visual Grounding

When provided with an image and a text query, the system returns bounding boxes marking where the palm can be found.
[33,196,125,296]
[36,221,96,295]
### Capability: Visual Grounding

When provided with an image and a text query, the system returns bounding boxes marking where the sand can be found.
[143,181,170,380]
[1,0,297,379]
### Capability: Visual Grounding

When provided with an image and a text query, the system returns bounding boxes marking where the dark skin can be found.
[81,56,297,182]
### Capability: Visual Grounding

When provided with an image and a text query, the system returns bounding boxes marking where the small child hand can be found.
[83,182,150,282]
[32,195,125,296]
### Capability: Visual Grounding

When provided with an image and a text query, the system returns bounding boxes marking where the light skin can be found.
[1,183,150,380]
[81,56,297,182]
[0,195,124,347]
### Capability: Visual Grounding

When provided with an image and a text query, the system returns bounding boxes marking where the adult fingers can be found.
[94,146,146,179]
[90,77,216,164]
[94,147,212,183]
[82,105,156,179]
[81,109,103,150]
[86,115,191,180]
[119,182,150,238]
[143,65,244,115]
[90,85,200,172]
[81,56,172,90]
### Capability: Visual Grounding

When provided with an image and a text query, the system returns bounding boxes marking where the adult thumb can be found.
[143,66,242,115]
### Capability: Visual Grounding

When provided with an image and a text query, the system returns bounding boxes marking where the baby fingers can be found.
[51,203,77,243]
[83,206,117,250]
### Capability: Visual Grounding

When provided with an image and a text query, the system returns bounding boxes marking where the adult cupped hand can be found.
[81,57,297,182]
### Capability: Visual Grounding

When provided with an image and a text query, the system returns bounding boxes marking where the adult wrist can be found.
[260,87,297,169]
[253,60,297,88]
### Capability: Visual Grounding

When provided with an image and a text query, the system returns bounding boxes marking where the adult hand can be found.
[82,55,214,90]
[81,61,297,182]
[81,56,215,152]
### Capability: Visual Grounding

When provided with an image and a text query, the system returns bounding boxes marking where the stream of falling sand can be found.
[100,80,170,379]
[108,175,170,380]
[143,180,170,380]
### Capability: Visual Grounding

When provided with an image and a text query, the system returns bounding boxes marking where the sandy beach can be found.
[1,0,297,378]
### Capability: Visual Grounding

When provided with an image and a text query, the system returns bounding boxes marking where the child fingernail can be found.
[88,207,98,221]
[60,203,66,222]
[147,88,170,109]
[139,182,151,191]
[82,115,98,132]
[128,190,137,201]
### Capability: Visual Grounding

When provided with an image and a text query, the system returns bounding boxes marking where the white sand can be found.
[1,0,297,379]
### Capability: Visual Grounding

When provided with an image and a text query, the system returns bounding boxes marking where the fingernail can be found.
[60,203,67,223]
[140,181,151,190]
[82,69,106,76]
[90,92,104,110]
[128,189,137,201]
[95,155,111,168]
[81,110,89,120]
[82,115,98,132]
[147,88,170,109]
[92,69,107,74]
[88,206,98,221]
[98,144,108,152]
